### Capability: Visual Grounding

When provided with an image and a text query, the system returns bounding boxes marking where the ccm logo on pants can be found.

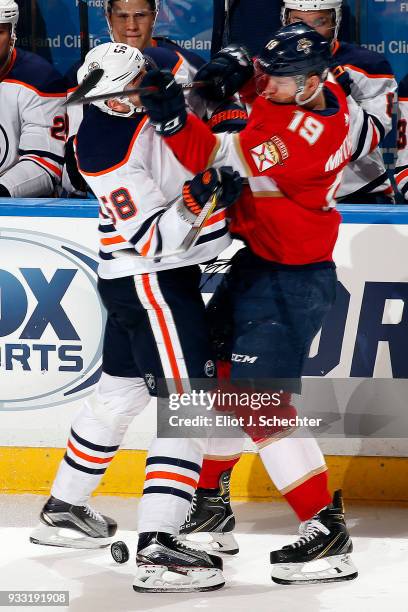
[231,353,258,363]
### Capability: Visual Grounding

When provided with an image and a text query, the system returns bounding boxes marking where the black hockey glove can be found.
[208,100,248,133]
[140,68,187,136]
[332,65,353,97]
[182,166,242,217]
[0,184,11,197]
[194,45,254,102]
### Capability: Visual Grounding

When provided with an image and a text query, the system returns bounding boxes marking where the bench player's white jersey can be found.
[395,75,408,201]
[332,41,397,200]
[0,48,66,197]
[76,106,231,278]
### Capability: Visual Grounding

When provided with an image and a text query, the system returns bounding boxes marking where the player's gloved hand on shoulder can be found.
[194,45,254,102]
[140,68,187,136]
[332,65,353,97]
[182,166,242,217]
[0,184,11,197]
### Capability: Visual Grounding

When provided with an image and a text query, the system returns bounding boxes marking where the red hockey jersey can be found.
[166,81,351,265]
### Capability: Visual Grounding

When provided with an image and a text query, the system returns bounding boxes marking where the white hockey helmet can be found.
[77,42,146,117]
[104,0,159,43]
[281,0,342,41]
[0,0,19,51]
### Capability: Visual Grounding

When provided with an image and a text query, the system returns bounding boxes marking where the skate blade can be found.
[179,532,239,555]
[271,554,358,585]
[30,523,112,550]
[133,565,225,593]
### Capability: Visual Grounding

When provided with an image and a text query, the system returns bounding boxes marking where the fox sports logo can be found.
[0,229,105,411]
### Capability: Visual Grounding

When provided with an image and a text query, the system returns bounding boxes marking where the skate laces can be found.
[83,505,104,522]
[290,519,330,548]
[185,494,197,523]
[170,535,198,552]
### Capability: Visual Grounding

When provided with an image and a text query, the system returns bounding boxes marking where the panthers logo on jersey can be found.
[250,136,289,172]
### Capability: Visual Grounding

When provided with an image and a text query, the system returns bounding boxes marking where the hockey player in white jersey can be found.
[0,0,65,197]
[31,42,243,593]
[281,0,397,204]
[62,10,247,553]
[395,74,408,201]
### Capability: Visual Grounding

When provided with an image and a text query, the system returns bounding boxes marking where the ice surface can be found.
[0,495,407,612]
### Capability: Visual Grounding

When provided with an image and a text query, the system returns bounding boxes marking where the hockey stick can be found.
[31,0,37,54]
[67,68,105,104]
[66,79,211,106]
[79,0,90,64]
[136,187,222,261]
[354,0,361,46]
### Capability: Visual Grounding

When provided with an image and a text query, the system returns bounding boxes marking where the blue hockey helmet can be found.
[256,22,331,78]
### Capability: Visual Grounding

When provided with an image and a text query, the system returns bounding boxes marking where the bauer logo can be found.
[0,229,105,411]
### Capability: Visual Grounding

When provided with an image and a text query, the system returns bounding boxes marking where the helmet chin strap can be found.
[116,97,139,116]
[105,96,145,117]
[294,71,327,106]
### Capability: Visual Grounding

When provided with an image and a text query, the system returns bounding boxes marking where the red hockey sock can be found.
[198,457,240,489]
[217,360,232,379]
[283,470,332,521]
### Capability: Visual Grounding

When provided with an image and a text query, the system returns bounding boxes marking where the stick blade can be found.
[66,68,105,105]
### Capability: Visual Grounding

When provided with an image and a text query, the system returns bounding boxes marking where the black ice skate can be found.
[270,490,358,584]
[30,495,117,549]
[179,469,239,554]
[133,531,225,592]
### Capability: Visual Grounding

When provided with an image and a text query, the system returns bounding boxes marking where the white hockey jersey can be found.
[76,106,231,278]
[332,41,397,200]
[0,48,66,197]
[395,74,408,201]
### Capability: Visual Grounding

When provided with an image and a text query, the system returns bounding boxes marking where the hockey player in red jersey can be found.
[0,0,65,197]
[183,0,400,538]
[140,22,358,584]
[180,0,399,549]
